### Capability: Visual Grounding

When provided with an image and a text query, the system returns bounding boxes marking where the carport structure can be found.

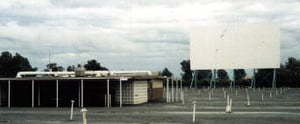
[0,76,155,108]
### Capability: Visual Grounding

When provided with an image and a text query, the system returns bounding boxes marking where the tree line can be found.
[0,51,108,77]
[180,57,300,87]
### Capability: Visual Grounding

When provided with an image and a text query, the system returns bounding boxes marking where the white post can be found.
[166,78,169,103]
[8,80,10,108]
[225,95,231,113]
[56,80,59,108]
[81,108,88,124]
[192,101,197,123]
[275,89,278,96]
[224,90,226,99]
[269,91,272,98]
[70,100,75,120]
[246,94,251,106]
[32,80,34,108]
[171,79,174,103]
[261,93,264,102]
[107,79,110,108]
[235,89,238,96]
[81,79,84,108]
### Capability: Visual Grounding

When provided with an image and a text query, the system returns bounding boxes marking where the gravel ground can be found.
[0,87,299,124]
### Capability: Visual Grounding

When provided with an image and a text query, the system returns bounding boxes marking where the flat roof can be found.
[0,75,166,81]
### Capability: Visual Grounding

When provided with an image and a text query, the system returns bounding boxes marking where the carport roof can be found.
[0,75,166,81]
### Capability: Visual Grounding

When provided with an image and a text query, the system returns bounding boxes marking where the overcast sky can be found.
[0,0,299,77]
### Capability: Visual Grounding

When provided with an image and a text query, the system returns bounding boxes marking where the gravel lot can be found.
[0,87,299,124]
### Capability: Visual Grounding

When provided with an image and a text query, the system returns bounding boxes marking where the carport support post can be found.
[171,79,174,103]
[107,79,110,108]
[8,80,10,108]
[56,80,59,108]
[81,79,84,108]
[166,78,169,103]
[32,80,34,108]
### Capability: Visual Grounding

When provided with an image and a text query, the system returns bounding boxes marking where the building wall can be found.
[115,80,148,104]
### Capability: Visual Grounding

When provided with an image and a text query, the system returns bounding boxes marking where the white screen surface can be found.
[190,24,280,70]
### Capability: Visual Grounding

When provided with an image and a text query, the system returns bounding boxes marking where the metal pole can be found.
[81,79,84,107]
[272,69,276,88]
[8,80,10,108]
[192,101,197,123]
[81,108,88,124]
[107,79,110,108]
[166,78,169,103]
[171,79,174,103]
[70,100,75,120]
[56,80,59,108]
[119,79,122,108]
[32,80,34,108]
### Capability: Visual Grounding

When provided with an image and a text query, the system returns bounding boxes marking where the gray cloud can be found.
[0,0,299,77]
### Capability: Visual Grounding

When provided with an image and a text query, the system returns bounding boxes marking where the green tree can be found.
[255,69,273,87]
[161,67,173,77]
[234,69,246,81]
[0,51,37,77]
[67,65,75,71]
[84,59,108,71]
[45,63,64,72]
[217,69,229,80]
[180,60,192,85]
